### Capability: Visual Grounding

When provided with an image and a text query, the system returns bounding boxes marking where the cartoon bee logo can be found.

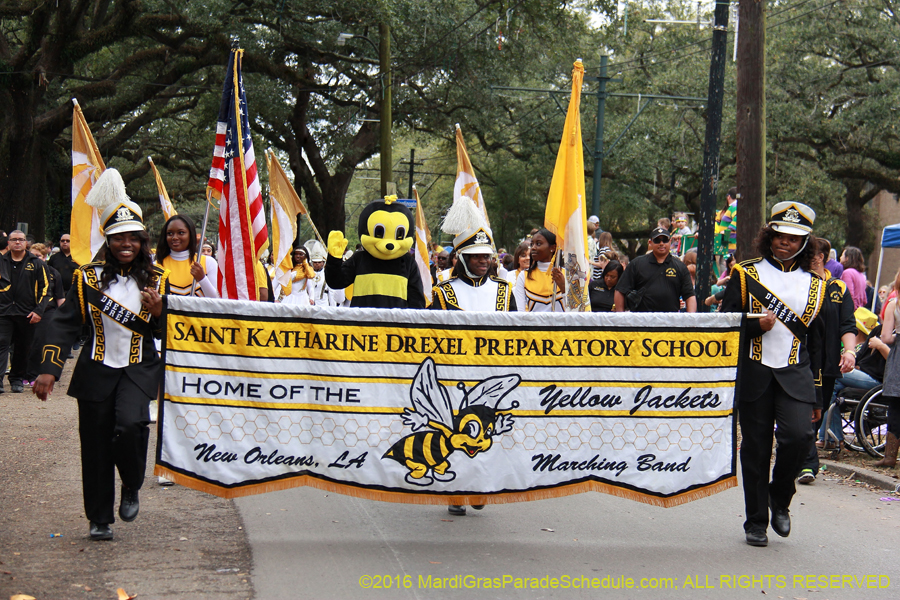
[382,357,520,487]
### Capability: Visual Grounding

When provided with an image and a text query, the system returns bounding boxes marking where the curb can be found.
[820,459,900,493]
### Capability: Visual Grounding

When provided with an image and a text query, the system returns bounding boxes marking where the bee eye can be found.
[464,420,481,439]
[373,224,385,239]
[395,225,406,240]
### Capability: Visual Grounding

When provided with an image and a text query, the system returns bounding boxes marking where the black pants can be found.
[78,375,151,524]
[801,377,836,472]
[0,315,35,386]
[739,378,813,532]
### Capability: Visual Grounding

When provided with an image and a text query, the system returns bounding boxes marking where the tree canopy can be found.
[1,0,898,259]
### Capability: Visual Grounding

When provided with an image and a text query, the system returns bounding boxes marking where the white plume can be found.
[84,168,129,213]
[441,196,485,236]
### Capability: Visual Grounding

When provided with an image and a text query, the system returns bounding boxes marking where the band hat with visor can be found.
[305,239,327,261]
[100,200,144,236]
[453,226,496,256]
[769,201,815,237]
[441,196,496,256]
[85,168,145,236]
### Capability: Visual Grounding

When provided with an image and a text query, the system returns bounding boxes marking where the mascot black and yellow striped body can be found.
[324,197,426,308]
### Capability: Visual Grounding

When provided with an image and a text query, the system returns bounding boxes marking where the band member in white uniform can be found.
[721,201,825,548]
[306,239,345,306]
[280,246,314,305]
[33,169,169,541]
[431,196,515,515]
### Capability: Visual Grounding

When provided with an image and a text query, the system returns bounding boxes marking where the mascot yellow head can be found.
[359,195,415,260]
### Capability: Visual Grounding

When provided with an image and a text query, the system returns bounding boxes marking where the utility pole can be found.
[590,56,621,217]
[695,1,730,303]
[401,148,425,199]
[379,23,392,197]
[735,0,765,261]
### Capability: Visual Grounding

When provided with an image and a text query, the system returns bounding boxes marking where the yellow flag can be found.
[71,100,105,265]
[412,186,433,307]
[543,60,589,312]
[266,150,309,287]
[148,157,177,222]
[454,124,490,228]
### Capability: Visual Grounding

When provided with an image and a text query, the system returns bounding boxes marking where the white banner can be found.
[157,297,740,507]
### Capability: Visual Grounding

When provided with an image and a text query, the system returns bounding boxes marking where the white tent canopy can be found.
[870,223,900,311]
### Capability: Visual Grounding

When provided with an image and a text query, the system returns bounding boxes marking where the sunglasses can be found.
[652,236,669,244]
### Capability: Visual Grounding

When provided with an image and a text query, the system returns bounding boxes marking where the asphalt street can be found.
[236,474,898,600]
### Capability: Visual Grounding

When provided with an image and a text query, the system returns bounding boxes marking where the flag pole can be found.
[551,249,561,312]
[196,190,216,297]
[305,213,326,247]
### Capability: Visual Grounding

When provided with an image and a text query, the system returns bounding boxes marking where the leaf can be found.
[117,588,136,600]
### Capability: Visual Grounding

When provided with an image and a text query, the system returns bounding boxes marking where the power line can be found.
[611,0,843,73]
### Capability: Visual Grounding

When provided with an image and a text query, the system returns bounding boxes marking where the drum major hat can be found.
[441,196,495,256]
[769,201,815,237]
[305,239,327,262]
[85,169,145,236]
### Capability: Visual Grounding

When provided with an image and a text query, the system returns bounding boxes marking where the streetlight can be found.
[338,28,392,196]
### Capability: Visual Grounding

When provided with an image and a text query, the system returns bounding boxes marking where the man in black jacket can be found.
[48,233,78,293]
[0,230,50,393]
[614,227,697,313]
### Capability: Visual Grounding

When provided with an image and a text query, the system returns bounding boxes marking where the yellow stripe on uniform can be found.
[354,273,408,300]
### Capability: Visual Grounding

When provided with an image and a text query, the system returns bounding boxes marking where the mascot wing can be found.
[406,357,454,430]
[463,374,521,409]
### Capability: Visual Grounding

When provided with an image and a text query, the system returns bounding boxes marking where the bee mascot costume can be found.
[325,195,426,308]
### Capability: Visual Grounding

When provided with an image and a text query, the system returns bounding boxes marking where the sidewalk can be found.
[0,353,253,600]
[820,458,900,492]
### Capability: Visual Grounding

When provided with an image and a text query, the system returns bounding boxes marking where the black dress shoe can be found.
[90,522,113,541]
[770,496,791,538]
[119,486,140,522]
[745,529,768,547]
[471,505,485,510]
[447,505,466,516]
[10,382,23,393]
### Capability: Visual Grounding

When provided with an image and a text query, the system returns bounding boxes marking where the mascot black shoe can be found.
[324,195,427,308]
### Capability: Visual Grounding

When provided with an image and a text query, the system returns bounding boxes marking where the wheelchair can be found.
[823,384,888,458]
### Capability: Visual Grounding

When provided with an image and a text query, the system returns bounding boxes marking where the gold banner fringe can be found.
[154,465,736,508]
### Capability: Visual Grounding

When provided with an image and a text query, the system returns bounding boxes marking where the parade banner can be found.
[156,297,740,507]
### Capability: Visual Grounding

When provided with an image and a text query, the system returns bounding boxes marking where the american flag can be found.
[207,49,268,300]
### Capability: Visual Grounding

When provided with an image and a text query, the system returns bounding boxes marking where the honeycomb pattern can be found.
[499,419,725,452]
[172,409,405,448]
[170,407,728,453]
